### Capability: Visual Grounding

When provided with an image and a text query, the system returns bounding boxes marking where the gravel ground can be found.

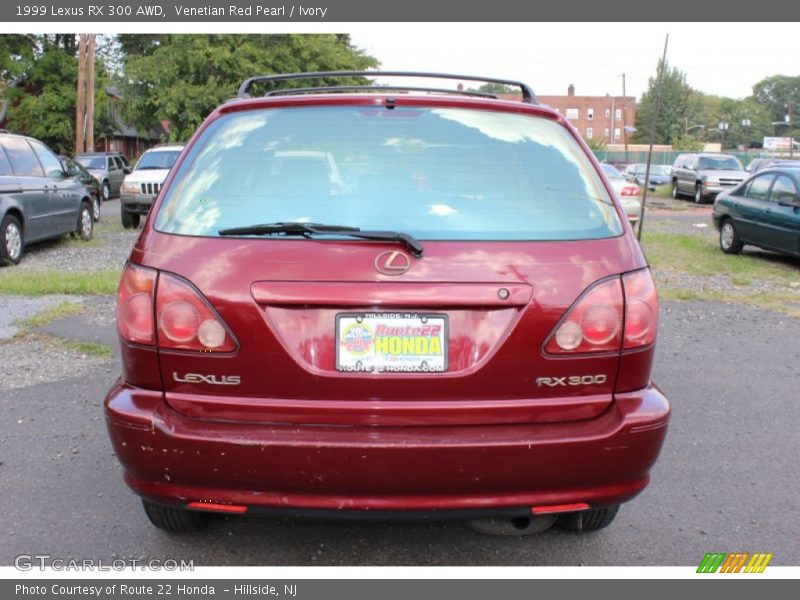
[0,296,117,390]
[14,222,138,273]
[0,335,114,390]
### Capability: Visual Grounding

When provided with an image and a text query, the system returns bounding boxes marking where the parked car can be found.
[60,156,101,222]
[119,144,184,229]
[601,163,642,224]
[1,131,94,265]
[76,151,131,201]
[104,72,670,535]
[746,157,800,174]
[671,153,748,204]
[623,163,671,190]
[713,167,800,257]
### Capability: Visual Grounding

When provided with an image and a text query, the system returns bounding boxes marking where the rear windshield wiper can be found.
[217,222,424,257]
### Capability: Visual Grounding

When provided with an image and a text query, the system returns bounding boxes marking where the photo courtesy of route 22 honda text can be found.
[104,71,670,535]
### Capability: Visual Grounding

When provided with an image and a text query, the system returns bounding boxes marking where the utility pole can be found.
[622,72,629,163]
[86,34,96,152]
[789,99,794,159]
[75,34,87,154]
[637,33,669,242]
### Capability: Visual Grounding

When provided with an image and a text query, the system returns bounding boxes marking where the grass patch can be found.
[0,269,121,296]
[65,340,114,359]
[13,300,85,330]
[641,231,799,282]
[642,230,800,316]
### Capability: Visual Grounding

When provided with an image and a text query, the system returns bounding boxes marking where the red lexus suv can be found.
[104,72,670,534]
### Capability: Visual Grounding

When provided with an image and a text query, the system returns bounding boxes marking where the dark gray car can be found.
[671,153,748,204]
[0,132,95,265]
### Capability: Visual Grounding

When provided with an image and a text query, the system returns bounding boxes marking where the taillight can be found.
[545,277,624,354]
[156,272,236,352]
[620,186,640,196]
[117,263,157,345]
[545,269,657,355]
[622,269,658,349]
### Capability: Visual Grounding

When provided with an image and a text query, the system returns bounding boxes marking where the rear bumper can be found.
[104,382,670,514]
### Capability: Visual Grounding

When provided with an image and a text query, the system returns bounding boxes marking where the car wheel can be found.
[92,196,101,222]
[557,505,619,533]
[467,514,557,536]
[77,202,94,241]
[719,218,744,254]
[121,208,140,229]
[694,184,705,204]
[101,180,111,201]
[0,214,24,266]
[142,500,211,532]
[671,180,680,199]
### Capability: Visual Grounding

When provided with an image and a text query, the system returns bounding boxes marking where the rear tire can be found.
[694,184,705,204]
[557,505,619,532]
[142,500,210,532]
[121,207,140,229]
[0,214,24,266]
[101,180,111,201]
[77,202,94,241]
[719,218,743,254]
[92,196,101,222]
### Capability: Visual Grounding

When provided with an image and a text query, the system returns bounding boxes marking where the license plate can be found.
[336,313,448,373]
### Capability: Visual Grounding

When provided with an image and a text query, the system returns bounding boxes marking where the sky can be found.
[347,23,800,100]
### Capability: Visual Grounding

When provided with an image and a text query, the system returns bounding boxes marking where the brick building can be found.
[536,84,636,147]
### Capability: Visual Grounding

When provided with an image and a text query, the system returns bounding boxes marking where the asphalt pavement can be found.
[1,300,798,566]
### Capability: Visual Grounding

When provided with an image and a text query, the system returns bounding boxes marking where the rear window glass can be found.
[78,156,106,169]
[1,137,44,177]
[155,106,622,241]
[698,156,743,171]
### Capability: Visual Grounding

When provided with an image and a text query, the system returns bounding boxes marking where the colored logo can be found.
[341,322,373,356]
[696,552,773,573]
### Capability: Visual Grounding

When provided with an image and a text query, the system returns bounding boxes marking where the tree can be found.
[632,60,703,146]
[752,74,800,139]
[120,34,379,142]
[1,35,112,154]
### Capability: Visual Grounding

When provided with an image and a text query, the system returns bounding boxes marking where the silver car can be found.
[601,163,642,225]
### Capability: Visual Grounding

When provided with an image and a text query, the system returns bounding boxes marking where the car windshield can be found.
[697,156,743,171]
[78,156,106,169]
[601,164,624,179]
[135,150,182,170]
[155,106,622,241]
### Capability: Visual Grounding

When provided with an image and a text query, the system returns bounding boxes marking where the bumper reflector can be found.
[531,502,590,515]
[187,501,247,514]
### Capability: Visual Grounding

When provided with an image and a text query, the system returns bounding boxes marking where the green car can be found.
[712,167,800,258]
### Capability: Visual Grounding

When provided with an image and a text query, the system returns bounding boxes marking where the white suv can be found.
[120,144,184,228]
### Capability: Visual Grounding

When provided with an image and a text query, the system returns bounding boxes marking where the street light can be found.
[741,118,751,148]
[718,121,729,148]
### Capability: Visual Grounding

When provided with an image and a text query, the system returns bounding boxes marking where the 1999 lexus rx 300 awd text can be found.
[104,72,670,535]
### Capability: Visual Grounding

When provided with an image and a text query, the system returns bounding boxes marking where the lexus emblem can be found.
[374,250,412,275]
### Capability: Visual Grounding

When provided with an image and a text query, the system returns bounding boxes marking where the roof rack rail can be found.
[236,71,536,104]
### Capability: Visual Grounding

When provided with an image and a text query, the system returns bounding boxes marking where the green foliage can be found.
[1,35,112,154]
[583,135,608,152]
[633,60,702,145]
[669,133,703,151]
[120,34,379,142]
[751,74,800,140]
